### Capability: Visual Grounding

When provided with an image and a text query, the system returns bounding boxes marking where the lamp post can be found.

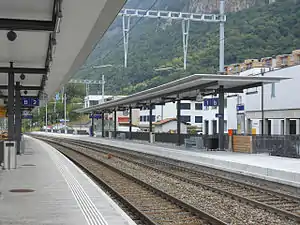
[261,68,265,136]
[92,64,113,103]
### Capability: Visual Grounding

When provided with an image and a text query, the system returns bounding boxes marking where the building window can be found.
[179,103,191,110]
[181,115,191,123]
[146,116,150,122]
[140,116,143,122]
[143,116,147,122]
[151,115,156,122]
[195,103,203,110]
[90,100,98,106]
[195,116,203,123]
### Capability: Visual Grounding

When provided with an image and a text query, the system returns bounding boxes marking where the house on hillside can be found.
[153,118,188,134]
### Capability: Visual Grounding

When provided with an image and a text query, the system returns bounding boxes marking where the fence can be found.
[252,135,300,158]
[108,131,228,149]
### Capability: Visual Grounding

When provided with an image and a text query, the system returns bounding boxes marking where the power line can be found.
[87,0,160,68]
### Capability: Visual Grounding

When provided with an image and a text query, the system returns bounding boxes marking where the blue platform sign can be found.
[22,114,33,119]
[22,97,39,107]
[89,114,102,119]
[236,104,245,111]
[204,98,219,107]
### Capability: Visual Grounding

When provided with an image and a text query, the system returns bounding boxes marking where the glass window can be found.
[143,116,147,121]
[90,100,98,106]
[151,115,156,122]
[140,116,143,122]
[179,103,191,110]
[146,116,150,122]
[195,116,203,123]
[181,115,191,123]
[195,103,203,110]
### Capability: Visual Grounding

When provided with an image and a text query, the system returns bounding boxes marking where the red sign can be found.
[118,116,129,123]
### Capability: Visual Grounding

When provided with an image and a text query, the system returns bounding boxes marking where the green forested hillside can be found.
[76,0,300,95]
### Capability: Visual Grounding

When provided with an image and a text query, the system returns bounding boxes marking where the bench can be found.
[116,133,126,140]
[184,136,204,149]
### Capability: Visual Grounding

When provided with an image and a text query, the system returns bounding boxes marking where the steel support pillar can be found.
[218,85,225,150]
[114,109,117,138]
[7,62,15,140]
[102,112,105,138]
[122,15,131,68]
[182,19,190,70]
[149,104,153,142]
[91,113,94,137]
[15,82,21,155]
[129,106,132,140]
[176,100,181,146]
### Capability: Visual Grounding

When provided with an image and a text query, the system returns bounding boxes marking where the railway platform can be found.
[0,135,137,225]
[34,132,300,188]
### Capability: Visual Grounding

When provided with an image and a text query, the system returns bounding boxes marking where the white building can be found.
[153,118,188,134]
[139,101,204,128]
[84,95,126,108]
[202,65,300,135]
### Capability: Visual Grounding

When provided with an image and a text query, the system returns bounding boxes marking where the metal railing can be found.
[252,135,300,158]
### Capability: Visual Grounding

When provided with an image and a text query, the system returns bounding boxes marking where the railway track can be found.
[34,135,300,224]
[46,140,226,225]
[61,138,300,220]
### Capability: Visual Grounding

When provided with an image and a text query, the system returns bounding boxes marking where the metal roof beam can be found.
[0,19,55,31]
[0,85,42,90]
[0,67,47,74]
[224,82,262,93]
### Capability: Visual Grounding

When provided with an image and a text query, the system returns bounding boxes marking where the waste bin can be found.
[3,141,16,170]
[0,141,4,166]
[207,137,218,150]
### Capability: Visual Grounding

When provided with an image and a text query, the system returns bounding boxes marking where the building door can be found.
[268,120,271,135]
[212,120,217,135]
[204,120,209,135]
[290,120,296,135]
[247,119,252,135]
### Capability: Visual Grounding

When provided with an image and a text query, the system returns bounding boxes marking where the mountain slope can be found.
[76,0,300,95]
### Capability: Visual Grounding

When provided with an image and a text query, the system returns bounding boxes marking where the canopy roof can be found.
[0,0,126,102]
[76,74,289,113]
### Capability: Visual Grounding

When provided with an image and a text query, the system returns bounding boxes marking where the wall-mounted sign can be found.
[215,113,223,118]
[236,104,245,111]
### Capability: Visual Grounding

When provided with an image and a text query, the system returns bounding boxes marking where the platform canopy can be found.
[76,74,289,113]
[0,0,126,101]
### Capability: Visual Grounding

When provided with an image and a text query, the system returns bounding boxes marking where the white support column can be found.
[182,19,190,70]
[219,0,225,74]
[263,118,269,135]
[296,119,300,135]
[122,15,131,68]
[284,118,290,135]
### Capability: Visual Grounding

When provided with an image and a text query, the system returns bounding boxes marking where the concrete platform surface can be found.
[0,136,136,225]
[34,132,300,188]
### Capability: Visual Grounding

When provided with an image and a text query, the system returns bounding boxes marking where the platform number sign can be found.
[204,98,219,107]
[22,97,40,107]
